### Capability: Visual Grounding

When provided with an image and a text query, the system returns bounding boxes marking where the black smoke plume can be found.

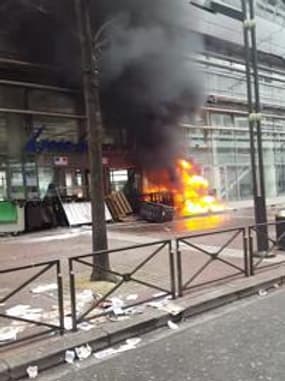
[1,0,203,170]
[96,0,203,169]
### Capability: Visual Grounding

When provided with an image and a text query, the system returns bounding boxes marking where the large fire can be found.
[143,159,225,216]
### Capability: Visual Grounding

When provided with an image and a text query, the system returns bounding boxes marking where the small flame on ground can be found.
[143,158,225,216]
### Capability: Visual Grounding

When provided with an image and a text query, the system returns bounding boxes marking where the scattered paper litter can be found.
[126,337,142,346]
[31,284,57,294]
[0,327,19,342]
[147,299,183,316]
[78,322,95,332]
[75,344,92,360]
[6,305,31,316]
[258,289,268,297]
[65,350,76,364]
[168,320,179,330]
[26,366,38,379]
[274,283,280,289]
[94,348,117,360]
[6,305,43,321]
[126,294,138,301]
[110,297,125,315]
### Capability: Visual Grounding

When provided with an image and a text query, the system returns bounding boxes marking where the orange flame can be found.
[143,158,225,216]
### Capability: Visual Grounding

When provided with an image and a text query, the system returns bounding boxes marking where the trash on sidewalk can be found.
[26,366,38,379]
[75,344,92,360]
[258,289,268,297]
[65,350,76,364]
[110,297,125,315]
[78,322,95,331]
[126,294,138,301]
[0,327,19,342]
[6,305,43,320]
[147,298,183,316]
[31,283,57,294]
[167,320,179,330]
[274,283,280,289]
[125,306,145,316]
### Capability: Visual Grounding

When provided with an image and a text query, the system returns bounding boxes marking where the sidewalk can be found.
[1,265,285,381]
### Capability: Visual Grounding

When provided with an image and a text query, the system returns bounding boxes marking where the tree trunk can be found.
[74,0,115,282]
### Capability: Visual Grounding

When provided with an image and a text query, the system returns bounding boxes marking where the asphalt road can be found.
[36,288,285,381]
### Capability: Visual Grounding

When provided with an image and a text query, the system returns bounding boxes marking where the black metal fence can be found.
[249,221,285,275]
[0,260,64,347]
[69,240,175,331]
[176,227,250,296]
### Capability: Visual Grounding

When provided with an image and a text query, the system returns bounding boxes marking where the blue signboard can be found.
[25,126,88,154]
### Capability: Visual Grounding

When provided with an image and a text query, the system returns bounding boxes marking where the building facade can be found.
[182,0,285,204]
[1,0,285,206]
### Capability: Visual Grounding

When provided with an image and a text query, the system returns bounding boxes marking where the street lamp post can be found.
[191,0,269,253]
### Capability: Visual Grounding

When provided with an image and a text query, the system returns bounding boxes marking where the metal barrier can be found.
[176,227,250,296]
[0,260,64,347]
[249,221,285,275]
[69,240,175,330]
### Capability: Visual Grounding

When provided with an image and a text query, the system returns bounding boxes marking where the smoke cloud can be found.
[96,0,204,169]
[1,0,203,169]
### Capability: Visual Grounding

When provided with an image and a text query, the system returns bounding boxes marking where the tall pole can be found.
[74,0,113,280]
[248,0,268,253]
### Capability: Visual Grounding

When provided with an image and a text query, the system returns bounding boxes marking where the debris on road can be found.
[258,289,268,297]
[94,348,117,360]
[168,320,179,330]
[26,366,38,379]
[65,350,76,364]
[126,337,142,346]
[75,344,92,360]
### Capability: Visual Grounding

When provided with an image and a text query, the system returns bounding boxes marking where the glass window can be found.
[110,169,128,192]
[29,90,76,114]
[211,113,233,127]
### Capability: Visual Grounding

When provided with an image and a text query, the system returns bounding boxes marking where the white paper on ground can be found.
[31,284,57,294]
[78,322,95,331]
[26,366,38,379]
[168,320,179,330]
[0,327,19,342]
[126,294,138,301]
[65,350,76,364]
[94,348,117,360]
[75,344,92,360]
[126,337,142,346]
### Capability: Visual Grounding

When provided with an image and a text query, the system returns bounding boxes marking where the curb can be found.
[2,266,285,380]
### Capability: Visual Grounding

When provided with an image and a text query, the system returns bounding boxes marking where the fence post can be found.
[69,259,78,331]
[248,227,255,276]
[169,241,176,299]
[176,240,183,297]
[56,261,65,335]
[242,228,250,277]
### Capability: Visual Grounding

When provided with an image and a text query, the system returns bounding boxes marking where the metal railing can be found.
[249,221,285,275]
[176,227,250,296]
[0,260,64,347]
[69,240,175,331]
